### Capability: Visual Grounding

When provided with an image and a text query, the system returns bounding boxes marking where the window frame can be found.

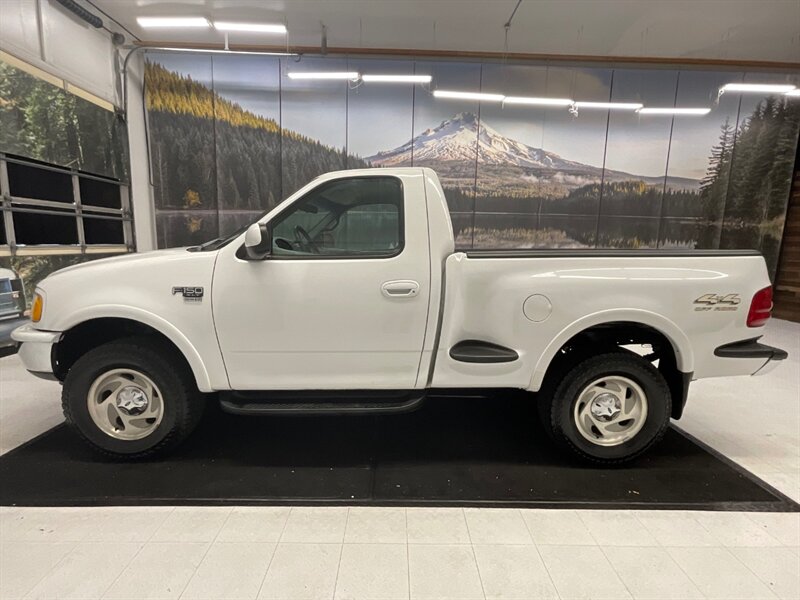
[0,153,133,257]
[258,175,406,261]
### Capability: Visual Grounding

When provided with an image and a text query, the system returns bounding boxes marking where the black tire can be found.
[62,337,205,460]
[539,352,671,465]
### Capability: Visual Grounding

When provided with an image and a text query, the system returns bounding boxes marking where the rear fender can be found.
[529,308,693,391]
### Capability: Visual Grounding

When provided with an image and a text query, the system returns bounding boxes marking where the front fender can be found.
[57,305,215,392]
[529,308,694,391]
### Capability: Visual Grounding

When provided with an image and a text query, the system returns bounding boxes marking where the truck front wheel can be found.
[540,352,671,465]
[62,337,205,459]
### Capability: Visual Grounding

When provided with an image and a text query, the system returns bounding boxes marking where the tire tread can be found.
[61,336,204,460]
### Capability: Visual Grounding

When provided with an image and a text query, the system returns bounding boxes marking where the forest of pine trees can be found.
[699,97,799,256]
[0,61,127,179]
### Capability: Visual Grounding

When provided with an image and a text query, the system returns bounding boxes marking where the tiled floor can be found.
[0,319,798,599]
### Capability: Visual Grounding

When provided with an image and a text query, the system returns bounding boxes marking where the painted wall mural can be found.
[144,52,799,276]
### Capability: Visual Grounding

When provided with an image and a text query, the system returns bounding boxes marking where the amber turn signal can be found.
[31,293,43,323]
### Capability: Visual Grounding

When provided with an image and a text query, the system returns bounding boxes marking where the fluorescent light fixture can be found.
[433,90,504,102]
[287,72,360,80]
[504,96,573,106]
[573,101,643,110]
[638,107,711,115]
[213,22,287,34]
[721,83,796,94]
[785,89,800,96]
[137,17,210,28]
[362,74,432,83]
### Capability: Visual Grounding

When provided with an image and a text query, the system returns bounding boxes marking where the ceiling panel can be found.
[88,0,800,64]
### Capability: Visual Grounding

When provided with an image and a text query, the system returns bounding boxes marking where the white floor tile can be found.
[464,508,532,544]
[102,541,209,600]
[603,546,703,599]
[578,512,657,547]
[408,544,483,599]
[0,508,102,542]
[731,546,800,600]
[215,507,290,543]
[520,509,596,546]
[746,512,800,547]
[473,544,558,599]
[88,507,174,542]
[150,507,232,543]
[634,511,718,547]
[538,545,632,600]
[258,543,341,600]
[694,512,783,547]
[180,542,275,599]
[24,541,141,600]
[0,541,75,599]
[667,546,777,599]
[344,507,406,544]
[406,508,470,544]
[334,543,409,600]
[280,507,348,543]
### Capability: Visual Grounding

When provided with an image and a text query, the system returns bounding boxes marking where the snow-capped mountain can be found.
[368,112,592,172]
[366,112,699,191]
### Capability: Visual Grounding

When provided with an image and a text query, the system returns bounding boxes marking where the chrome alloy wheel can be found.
[86,368,164,440]
[573,375,648,447]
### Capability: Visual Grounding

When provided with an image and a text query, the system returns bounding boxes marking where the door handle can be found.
[381,280,420,298]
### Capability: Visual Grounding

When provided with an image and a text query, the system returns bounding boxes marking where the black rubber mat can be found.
[1,395,797,510]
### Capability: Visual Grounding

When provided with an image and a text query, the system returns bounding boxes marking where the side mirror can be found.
[244,223,272,260]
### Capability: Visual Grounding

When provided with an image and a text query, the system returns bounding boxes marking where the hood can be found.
[43,248,195,285]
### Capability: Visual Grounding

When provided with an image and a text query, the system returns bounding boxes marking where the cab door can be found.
[212,173,431,390]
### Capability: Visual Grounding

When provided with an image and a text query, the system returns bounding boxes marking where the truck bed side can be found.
[432,249,772,391]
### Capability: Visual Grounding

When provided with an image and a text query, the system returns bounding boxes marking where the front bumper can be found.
[10,324,61,378]
[714,338,788,376]
[0,315,29,358]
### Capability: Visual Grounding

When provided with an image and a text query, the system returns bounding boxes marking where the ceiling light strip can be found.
[137,17,210,28]
[362,74,432,83]
[433,90,504,102]
[573,101,643,110]
[504,96,573,106]
[638,107,711,115]
[721,83,796,94]
[213,22,287,33]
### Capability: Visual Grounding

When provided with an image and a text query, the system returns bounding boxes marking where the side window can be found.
[270,177,403,258]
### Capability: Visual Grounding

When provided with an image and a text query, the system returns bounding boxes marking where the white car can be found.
[0,267,28,358]
[12,168,787,464]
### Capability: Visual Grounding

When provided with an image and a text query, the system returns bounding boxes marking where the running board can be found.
[219,390,426,416]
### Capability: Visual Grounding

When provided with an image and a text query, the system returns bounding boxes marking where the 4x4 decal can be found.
[693,293,740,312]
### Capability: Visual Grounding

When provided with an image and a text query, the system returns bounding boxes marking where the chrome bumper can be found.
[11,324,61,376]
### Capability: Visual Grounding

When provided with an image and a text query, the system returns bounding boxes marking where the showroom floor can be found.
[0,320,798,600]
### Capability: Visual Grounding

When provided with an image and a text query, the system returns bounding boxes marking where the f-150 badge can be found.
[172,286,204,302]
[693,293,740,312]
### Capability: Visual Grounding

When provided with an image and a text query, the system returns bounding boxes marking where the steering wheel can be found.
[294,225,320,254]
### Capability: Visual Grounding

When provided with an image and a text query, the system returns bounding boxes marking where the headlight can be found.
[31,293,43,323]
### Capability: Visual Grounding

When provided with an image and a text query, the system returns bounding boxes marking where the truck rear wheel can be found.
[62,337,205,459]
[540,352,671,465]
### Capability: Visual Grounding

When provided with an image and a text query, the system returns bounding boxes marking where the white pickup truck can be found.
[12,168,787,464]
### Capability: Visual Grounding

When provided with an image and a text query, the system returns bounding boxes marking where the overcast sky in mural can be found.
[147,53,797,182]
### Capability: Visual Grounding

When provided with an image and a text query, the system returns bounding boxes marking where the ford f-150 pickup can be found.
[12,168,787,463]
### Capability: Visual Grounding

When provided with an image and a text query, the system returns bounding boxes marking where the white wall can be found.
[124,52,157,252]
